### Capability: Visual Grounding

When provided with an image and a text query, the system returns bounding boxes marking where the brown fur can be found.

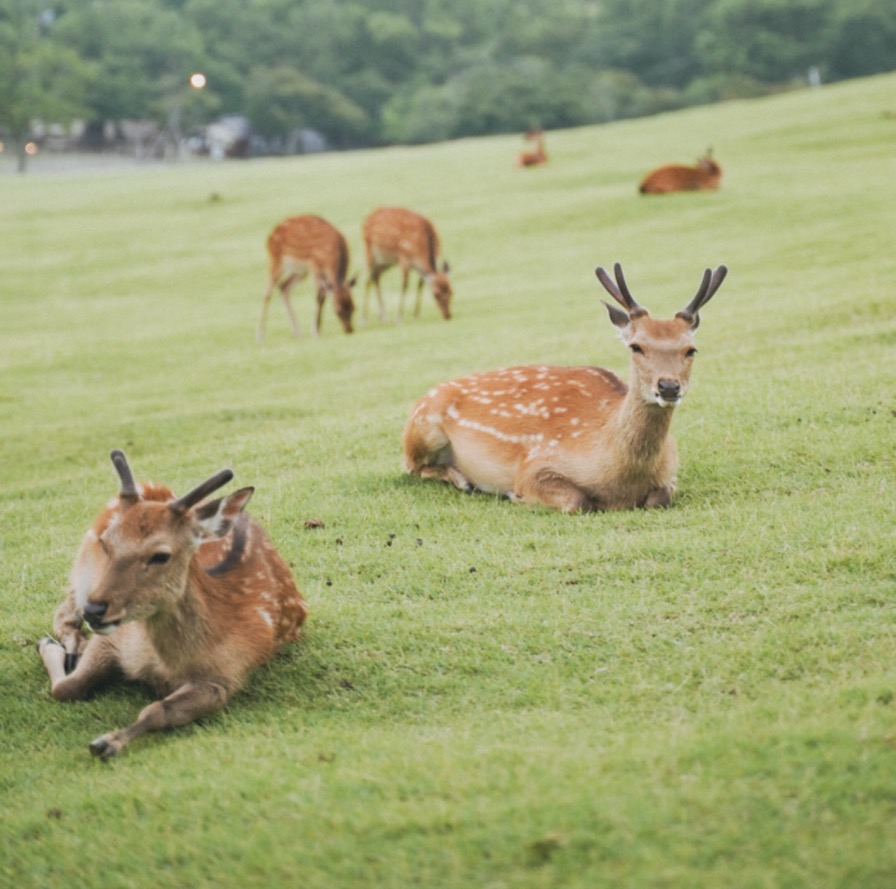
[258,214,356,341]
[516,129,548,168]
[639,152,722,194]
[37,453,307,758]
[362,207,452,322]
[402,263,728,513]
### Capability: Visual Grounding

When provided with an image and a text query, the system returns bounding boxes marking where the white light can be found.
[189,73,207,89]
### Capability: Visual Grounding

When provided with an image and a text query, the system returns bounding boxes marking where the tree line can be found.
[2,0,894,166]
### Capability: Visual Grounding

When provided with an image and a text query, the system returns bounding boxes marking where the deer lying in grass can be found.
[517,129,548,167]
[402,262,728,512]
[258,214,357,341]
[639,150,722,194]
[362,207,452,322]
[37,450,308,758]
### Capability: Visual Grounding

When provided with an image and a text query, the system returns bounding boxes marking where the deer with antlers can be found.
[258,214,357,341]
[362,207,452,323]
[402,263,728,512]
[639,150,722,194]
[37,450,308,758]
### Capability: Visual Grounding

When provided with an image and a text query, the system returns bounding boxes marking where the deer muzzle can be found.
[656,379,682,405]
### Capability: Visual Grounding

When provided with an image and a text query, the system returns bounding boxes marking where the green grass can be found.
[2,73,895,888]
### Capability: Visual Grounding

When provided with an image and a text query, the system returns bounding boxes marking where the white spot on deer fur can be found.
[457,415,544,445]
[571,417,581,425]
[257,608,274,628]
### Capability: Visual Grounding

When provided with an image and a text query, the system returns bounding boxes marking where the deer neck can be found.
[145,571,212,661]
[613,387,676,463]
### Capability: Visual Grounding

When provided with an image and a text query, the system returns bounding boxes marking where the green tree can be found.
[53,0,208,147]
[245,64,370,149]
[0,0,91,170]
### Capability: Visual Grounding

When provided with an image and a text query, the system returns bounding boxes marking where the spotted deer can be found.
[258,214,356,341]
[37,450,308,758]
[517,128,548,167]
[402,262,728,512]
[362,207,452,322]
[639,150,722,194]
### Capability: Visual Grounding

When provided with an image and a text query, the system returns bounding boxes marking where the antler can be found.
[594,263,648,318]
[676,265,728,326]
[110,450,139,503]
[169,469,235,514]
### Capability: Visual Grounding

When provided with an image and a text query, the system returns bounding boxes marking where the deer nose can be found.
[83,601,108,627]
[657,379,681,401]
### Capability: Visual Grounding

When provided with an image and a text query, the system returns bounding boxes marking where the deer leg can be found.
[89,680,230,760]
[512,466,599,513]
[312,283,328,336]
[280,277,302,337]
[413,275,425,318]
[418,464,476,493]
[403,414,475,492]
[642,486,673,508]
[397,264,411,321]
[38,634,119,702]
[363,267,387,323]
[51,592,89,672]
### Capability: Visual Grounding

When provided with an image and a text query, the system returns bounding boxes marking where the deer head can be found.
[75,450,253,634]
[595,263,728,408]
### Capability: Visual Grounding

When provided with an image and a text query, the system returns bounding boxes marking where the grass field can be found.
[2,72,895,888]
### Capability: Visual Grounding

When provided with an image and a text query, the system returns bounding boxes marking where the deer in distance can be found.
[258,214,357,341]
[516,128,548,167]
[639,150,722,194]
[362,207,453,323]
[37,450,308,758]
[402,262,728,513]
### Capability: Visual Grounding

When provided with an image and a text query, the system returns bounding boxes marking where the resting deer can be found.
[362,207,452,322]
[37,450,308,758]
[402,262,728,512]
[516,128,548,167]
[639,150,722,194]
[258,214,357,341]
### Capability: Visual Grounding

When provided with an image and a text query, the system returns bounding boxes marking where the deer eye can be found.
[148,552,171,566]
[686,347,698,358]
[629,344,644,354]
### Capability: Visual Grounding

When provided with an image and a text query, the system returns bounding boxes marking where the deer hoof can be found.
[89,737,118,760]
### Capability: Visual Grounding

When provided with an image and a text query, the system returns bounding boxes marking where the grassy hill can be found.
[2,72,894,888]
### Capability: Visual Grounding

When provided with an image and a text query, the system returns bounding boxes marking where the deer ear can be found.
[602,300,630,330]
[193,487,254,541]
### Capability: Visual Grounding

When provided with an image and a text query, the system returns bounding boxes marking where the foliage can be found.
[1,0,895,152]
[0,0,91,168]
[2,72,896,886]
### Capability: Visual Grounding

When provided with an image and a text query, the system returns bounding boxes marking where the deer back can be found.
[639,153,722,194]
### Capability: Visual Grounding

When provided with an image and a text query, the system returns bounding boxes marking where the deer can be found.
[36,450,308,758]
[516,128,548,167]
[402,262,728,513]
[639,150,722,194]
[258,214,357,342]
[361,207,452,323]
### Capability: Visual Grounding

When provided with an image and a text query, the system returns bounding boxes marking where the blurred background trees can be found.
[1,0,893,157]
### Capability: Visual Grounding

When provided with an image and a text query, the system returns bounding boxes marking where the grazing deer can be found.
[258,214,357,341]
[516,128,548,167]
[362,207,452,322]
[402,262,728,512]
[37,450,308,758]
[639,150,722,194]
